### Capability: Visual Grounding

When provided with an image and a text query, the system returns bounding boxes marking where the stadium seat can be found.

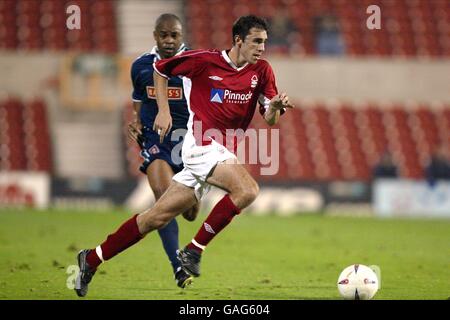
[0,0,118,53]
[184,0,449,58]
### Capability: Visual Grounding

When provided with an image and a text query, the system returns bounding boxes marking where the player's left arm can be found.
[264,92,294,126]
[259,63,294,126]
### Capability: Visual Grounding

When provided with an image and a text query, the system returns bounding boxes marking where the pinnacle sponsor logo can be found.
[210,88,253,104]
[210,88,224,103]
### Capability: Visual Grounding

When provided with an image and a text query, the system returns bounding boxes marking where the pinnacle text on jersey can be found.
[210,88,253,104]
[223,90,253,101]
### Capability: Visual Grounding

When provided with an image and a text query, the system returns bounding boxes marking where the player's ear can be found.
[153,30,158,41]
[234,35,242,47]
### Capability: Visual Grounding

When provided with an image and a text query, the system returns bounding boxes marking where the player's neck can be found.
[228,47,247,67]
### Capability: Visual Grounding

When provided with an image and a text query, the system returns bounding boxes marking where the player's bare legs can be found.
[75,181,197,297]
[146,159,173,200]
[207,158,259,209]
[146,159,197,287]
[178,158,258,277]
[136,181,198,234]
[147,160,199,221]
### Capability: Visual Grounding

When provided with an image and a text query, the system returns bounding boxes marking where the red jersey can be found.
[154,49,278,149]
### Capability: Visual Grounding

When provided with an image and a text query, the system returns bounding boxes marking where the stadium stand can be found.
[0,97,52,172]
[0,0,117,52]
[184,0,449,57]
[1,0,448,185]
[123,100,450,182]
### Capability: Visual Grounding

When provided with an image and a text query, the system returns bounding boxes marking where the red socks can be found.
[86,214,143,269]
[85,195,240,270]
[187,194,241,253]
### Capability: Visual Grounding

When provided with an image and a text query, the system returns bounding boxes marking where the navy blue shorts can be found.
[139,129,185,175]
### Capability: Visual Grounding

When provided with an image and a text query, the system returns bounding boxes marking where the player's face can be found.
[154,20,183,59]
[239,28,268,64]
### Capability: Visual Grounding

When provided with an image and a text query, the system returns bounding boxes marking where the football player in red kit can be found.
[75,15,294,297]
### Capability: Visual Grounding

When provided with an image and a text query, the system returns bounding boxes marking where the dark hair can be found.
[232,15,268,44]
[155,13,181,30]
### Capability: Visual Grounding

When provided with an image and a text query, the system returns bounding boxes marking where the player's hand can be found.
[153,110,172,143]
[128,120,143,146]
[270,92,294,111]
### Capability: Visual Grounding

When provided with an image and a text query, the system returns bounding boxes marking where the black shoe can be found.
[75,249,96,297]
[177,248,201,277]
[174,267,193,288]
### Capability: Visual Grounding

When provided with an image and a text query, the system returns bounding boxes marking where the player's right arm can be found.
[153,49,207,143]
[129,60,145,145]
[153,71,172,143]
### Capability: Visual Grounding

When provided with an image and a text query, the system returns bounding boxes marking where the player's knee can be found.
[235,182,259,208]
[151,216,170,230]
[138,211,171,233]
[182,204,199,222]
[246,182,259,204]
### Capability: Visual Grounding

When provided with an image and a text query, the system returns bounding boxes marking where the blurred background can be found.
[0,0,449,218]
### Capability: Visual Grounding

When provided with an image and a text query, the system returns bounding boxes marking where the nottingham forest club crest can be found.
[251,75,258,88]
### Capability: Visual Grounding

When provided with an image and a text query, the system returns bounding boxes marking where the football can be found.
[337,264,379,300]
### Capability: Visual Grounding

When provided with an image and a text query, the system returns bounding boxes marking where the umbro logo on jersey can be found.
[208,75,223,81]
[210,88,224,103]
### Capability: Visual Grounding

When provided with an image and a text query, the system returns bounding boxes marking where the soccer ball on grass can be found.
[337,264,379,300]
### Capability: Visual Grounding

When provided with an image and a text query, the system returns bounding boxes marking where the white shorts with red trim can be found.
[173,134,236,200]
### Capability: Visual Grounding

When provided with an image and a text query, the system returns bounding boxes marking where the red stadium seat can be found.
[183,0,449,57]
[0,0,118,53]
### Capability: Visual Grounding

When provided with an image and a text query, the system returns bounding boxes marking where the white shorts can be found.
[173,133,236,200]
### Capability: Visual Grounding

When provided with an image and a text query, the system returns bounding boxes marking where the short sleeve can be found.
[131,61,145,102]
[154,49,208,79]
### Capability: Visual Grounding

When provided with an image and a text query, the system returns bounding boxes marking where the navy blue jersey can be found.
[131,45,190,132]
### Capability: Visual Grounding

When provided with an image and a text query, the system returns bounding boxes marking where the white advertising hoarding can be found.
[0,172,50,209]
[125,177,323,215]
[373,179,450,218]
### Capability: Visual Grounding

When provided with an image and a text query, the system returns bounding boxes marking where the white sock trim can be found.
[95,245,105,262]
[191,239,206,251]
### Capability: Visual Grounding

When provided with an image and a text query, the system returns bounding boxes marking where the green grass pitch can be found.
[0,208,449,300]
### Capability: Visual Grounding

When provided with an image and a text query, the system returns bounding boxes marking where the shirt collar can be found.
[221,50,248,71]
[151,43,186,61]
